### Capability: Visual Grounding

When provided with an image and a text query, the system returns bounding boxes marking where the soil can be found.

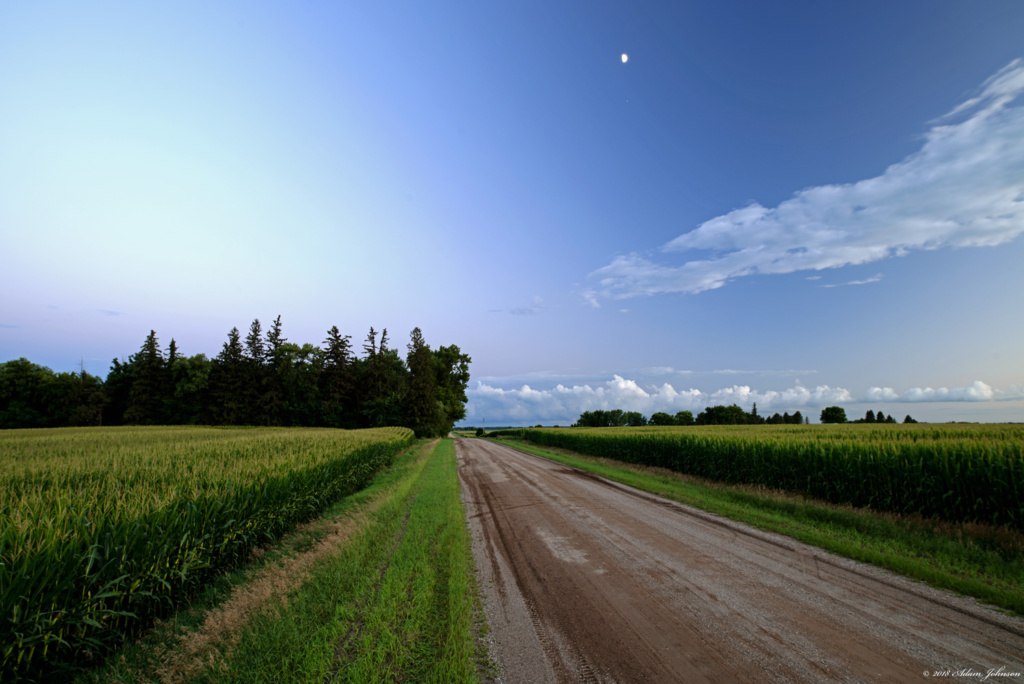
[456,438,1024,684]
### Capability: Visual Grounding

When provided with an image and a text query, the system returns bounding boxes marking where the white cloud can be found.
[465,374,852,424]
[866,380,1024,403]
[580,289,601,308]
[590,59,1024,299]
[821,273,883,288]
[465,375,1023,424]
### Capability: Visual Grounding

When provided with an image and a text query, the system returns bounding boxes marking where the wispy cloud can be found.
[590,59,1024,299]
[465,375,1023,424]
[507,296,546,316]
[98,309,123,316]
[0,323,18,329]
[821,273,883,288]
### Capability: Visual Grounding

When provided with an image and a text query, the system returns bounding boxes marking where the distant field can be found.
[488,424,1024,528]
[1,426,414,682]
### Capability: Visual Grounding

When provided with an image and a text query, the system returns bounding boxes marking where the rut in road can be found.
[457,437,1024,684]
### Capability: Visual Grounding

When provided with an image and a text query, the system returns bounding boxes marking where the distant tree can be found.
[649,411,675,426]
[574,410,603,427]
[574,409,628,427]
[321,325,355,428]
[903,414,918,424]
[475,427,484,436]
[209,327,247,424]
[167,353,211,424]
[864,409,876,424]
[792,410,803,425]
[0,359,59,428]
[695,404,748,425]
[622,411,647,426]
[262,315,288,426]
[820,406,847,424]
[674,410,694,426]
[103,357,133,425]
[125,331,167,425]
[357,327,407,428]
[278,342,324,426]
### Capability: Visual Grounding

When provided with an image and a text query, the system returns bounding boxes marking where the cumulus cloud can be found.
[465,375,1023,424]
[866,381,1024,403]
[590,59,1024,298]
[465,374,853,424]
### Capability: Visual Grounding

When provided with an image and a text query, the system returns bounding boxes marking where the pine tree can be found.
[404,327,440,437]
[262,316,287,425]
[125,331,166,425]
[321,326,355,427]
[209,327,246,424]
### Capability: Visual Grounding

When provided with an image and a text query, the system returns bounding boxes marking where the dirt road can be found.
[456,438,1024,683]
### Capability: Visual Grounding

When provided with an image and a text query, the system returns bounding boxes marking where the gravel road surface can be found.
[456,438,1024,683]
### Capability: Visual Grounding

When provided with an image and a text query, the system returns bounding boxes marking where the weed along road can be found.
[455,438,1024,683]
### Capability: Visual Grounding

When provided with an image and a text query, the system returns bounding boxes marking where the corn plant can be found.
[0,426,413,682]
[491,424,1024,529]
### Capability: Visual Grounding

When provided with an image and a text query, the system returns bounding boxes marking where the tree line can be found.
[820,406,916,424]
[0,318,470,437]
[573,404,805,427]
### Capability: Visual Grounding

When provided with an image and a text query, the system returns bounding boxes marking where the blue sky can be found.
[2,1,1023,424]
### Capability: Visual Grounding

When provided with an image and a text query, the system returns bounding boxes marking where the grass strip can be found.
[217,438,482,683]
[496,437,1024,616]
[71,439,432,684]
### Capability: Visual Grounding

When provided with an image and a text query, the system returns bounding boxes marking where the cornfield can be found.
[491,424,1024,529]
[0,425,413,682]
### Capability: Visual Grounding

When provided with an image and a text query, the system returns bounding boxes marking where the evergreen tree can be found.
[241,319,266,423]
[209,327,246,424]
[103,357,133,425]
[358,327,407,427]
[262,316,287,425]
[865,409,876,423]
[125,331,166,425]
[321,326,355,428]
[404,327,441,437]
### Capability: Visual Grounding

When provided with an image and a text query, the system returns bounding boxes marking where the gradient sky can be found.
[2,1,1023,425]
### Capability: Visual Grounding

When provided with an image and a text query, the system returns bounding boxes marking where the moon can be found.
[621,53,628,63]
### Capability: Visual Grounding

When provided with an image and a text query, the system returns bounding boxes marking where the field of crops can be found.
[490,424,1024,529]
[0,425,413,682]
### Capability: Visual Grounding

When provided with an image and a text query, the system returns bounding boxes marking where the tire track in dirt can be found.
[457,438,1024,683]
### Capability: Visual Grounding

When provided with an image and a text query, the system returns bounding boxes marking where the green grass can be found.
[73,439,489,684]
[221,438,480,683]
[497,437,1024,616]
